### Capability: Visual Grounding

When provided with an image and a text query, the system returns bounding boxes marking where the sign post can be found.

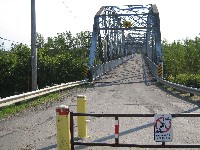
[83,64,88,79]
[154,114,173,142]
[157,62,163,78]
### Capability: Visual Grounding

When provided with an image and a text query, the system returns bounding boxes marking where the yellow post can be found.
[56,105,70,150]
[77,95,87,138]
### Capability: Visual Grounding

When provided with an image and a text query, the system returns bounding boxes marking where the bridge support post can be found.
[77,95,87,138]
[56,105,70,150]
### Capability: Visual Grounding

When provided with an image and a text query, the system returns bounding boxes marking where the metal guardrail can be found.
[143,55,200,96]
[0,80,88,108]
[158,78,200,96]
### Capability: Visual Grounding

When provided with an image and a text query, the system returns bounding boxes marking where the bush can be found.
[174,74,200,88]
[162,37,200,88]
[0,31,92,98]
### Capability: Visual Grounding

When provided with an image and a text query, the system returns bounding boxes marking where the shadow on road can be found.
[37,144,57,150]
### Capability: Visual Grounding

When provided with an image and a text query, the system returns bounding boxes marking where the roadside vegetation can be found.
[162,37,200,88]
[0,31,92,98]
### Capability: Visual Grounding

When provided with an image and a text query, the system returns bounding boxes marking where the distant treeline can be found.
[162,37,200,88]
[0,32,200,98]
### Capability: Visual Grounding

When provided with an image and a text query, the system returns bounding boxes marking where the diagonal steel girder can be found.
[89,4,162,66]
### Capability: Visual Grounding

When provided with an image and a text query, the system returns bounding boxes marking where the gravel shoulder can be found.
[0,54,199,150]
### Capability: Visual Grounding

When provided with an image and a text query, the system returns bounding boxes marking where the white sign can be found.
[154,114,173,142]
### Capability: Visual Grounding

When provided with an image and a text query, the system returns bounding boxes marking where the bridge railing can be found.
[143,55,200,96]
[90,54,134,80]
[0,80,88,108]
[143,55,158,78]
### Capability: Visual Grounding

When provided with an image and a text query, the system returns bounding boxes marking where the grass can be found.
[0,92,61,120]
[0,83,94,120]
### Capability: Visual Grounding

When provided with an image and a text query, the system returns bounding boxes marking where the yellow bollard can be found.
[56,105,70,150]
[77,95,87,138]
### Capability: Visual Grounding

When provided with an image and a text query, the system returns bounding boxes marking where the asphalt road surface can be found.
[0,54,200,150]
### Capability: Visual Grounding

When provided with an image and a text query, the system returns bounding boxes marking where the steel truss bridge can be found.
[89,4,162,67]
[87,4,199,95]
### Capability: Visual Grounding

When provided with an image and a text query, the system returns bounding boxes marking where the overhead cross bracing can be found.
[89,4,162,66]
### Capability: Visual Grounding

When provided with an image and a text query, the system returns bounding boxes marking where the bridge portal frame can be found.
[89,5,162,67]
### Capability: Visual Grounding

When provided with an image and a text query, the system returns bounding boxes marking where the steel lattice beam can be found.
[89,4,162,66]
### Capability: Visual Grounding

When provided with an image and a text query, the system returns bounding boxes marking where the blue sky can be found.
[0,0,200,49]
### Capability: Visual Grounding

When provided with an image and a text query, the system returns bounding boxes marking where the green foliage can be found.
[162,37,200,88]
[173,74,200,88]
[0,44,31,97]
[0,31,91,98]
